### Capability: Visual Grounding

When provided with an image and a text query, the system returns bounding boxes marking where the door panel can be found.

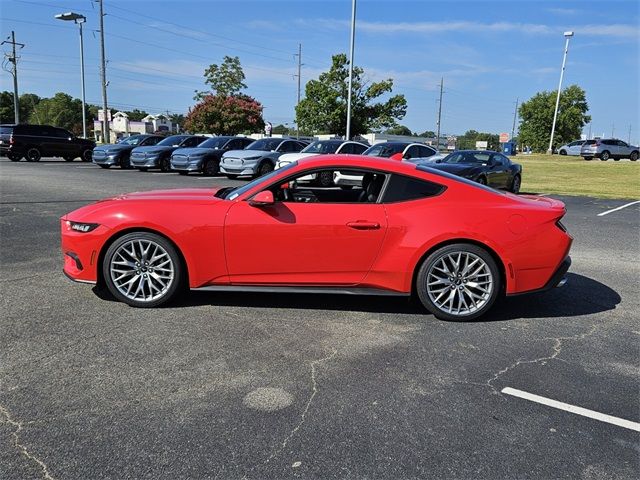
[224,201,387,285]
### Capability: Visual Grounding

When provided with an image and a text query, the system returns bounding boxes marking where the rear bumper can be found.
[507,256,571,296]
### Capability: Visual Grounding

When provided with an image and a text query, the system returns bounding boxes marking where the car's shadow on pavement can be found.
[130,272,620,322]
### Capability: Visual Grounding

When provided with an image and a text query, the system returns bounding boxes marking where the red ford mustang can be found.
[61,155,572,320]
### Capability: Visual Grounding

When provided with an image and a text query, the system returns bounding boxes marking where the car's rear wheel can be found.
[103,232,184,308]
[159,157,171,172]
[81,149,93,162]
[510,174,521,194]
[7,153,22,161]
[203,159,219,176]
[600,150,610,161]
[63,155,76,162]
[25,147,41,162]
[416,243,501,321]
[630,151,638,161]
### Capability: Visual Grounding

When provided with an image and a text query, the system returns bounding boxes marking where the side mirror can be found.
[435,159,442,163]
[249,190,275,207]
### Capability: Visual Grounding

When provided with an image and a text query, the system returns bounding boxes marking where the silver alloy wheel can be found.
[426,251,494,317]
[109,239,174,302]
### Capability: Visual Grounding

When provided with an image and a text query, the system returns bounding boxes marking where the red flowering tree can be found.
[184,94,265,135]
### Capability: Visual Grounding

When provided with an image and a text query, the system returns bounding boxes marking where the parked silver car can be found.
[581,138,639,161]
[220,138,307,178]
[558,140,586,156]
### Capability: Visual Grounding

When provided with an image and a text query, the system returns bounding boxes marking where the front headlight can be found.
[66,221,99,233]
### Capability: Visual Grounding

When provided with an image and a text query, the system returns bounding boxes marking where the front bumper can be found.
[171,158,204,171]
[220,164,258,175]
[130,156,160,167]
[61,218,111,284]
[92,152,119,165]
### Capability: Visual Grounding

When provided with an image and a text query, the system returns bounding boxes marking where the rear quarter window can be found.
[382,174,445,203]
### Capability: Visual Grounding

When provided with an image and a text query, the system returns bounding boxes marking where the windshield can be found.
[220,161,299,200]
[157,135,190,146]
[364,143,406,158]
[198,137,231,149]
[442,152,490,164]
[301,140,341,154]
[118,135,145,146]
[246,138,282,151]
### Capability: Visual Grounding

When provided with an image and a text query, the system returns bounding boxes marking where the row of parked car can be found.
[558,138,639,161]
[0,123,523,192]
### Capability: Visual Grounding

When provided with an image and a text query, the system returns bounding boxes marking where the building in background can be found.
[93,112,178,143]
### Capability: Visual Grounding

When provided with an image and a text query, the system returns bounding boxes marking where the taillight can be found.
[9,134,14,145]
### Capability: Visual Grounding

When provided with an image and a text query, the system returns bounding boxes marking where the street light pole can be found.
[548,31,574,154]
[55,12,87,138]
[345,0,356,140]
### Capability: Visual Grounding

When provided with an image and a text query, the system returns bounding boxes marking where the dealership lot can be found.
[1,159,638,479]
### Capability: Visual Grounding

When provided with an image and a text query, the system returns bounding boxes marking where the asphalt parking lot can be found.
[1,158,639,480]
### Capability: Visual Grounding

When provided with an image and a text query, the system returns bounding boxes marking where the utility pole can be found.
[511,97,519,142]
[435,77,444,151]
[587,122,591,140]
[345,0,357,140]
[97,0,109,143]
[294,43,302,138]
[548,31,574,154]
[1,31,24,124]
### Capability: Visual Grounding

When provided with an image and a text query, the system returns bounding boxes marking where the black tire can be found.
[630,151,638,161]
[559,149,567,156]
[203,159,219,176]
[159,156,171,172]
[416,243,501,321]
[81,149,93,162]
[178,171,188,176]
[600,150,610,161]
[510,174,521,194]
[119,155,131,169]
[102,231,185,308]
[316,170,334,187]
[99,164,111,169]
[25,147,41,162]
[226,174,239,179]
[583,157,593,161]
[7,153,22,162]
[63,155,76,162]
[477,176,487,186]
[257,162,274,177]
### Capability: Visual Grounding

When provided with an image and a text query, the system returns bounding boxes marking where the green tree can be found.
[272,123,291,135]
[0,91,14,123]
[385,125,413,136]
[125,108,148,121]
[418,130,435,138]
[194,56,247,100]
[296,54,407,138]
[29,92,89,134]
[455,130,500,151]
[169,113,185,130]
[518,84,590,152]
[184,94,264,135]
[19,93,41,122]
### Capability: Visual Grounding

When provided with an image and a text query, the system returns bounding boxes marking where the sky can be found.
[1,0,639,141]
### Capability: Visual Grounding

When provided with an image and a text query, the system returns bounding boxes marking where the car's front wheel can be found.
[630,151,638,161]
[257,162,274,177]
[81,149,93,162]
[103,232,184,308]
[159,157,171,172]
[203,159,219,176]
[510,174,521,194]
[559,149,567,156]
[120,155,131,169]
[7,153,22,161]
[416,243,501,321]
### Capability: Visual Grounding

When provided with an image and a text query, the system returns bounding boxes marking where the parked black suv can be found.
[0,124,96,162]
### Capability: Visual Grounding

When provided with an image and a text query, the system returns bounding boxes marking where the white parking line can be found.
[502,387,640,432]
[597,200,640,217]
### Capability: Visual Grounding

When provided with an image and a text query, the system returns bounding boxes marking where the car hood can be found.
[63,188,224,223]
[224,149,272,159]
[172,147,221,156]
[427,163,481,176]
[94,144,133,153]
[132,146,176,154]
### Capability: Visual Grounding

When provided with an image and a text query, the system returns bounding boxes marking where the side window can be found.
[242,138,253,148]
[382,174,444,203]
[404,145,419,159]
[491,154,507,166]
[338,143,352,154]
[351,143,367,154]
[617,140,628,147]
[602,140,614,146]
[145,137,161,146]
[55,128,72,138]
[417,146,435,158]
[227,139,241,150]
[183,137,200,147]
[280,141,296,152]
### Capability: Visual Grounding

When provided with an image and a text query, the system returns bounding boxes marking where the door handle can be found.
[346,221,380,230]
